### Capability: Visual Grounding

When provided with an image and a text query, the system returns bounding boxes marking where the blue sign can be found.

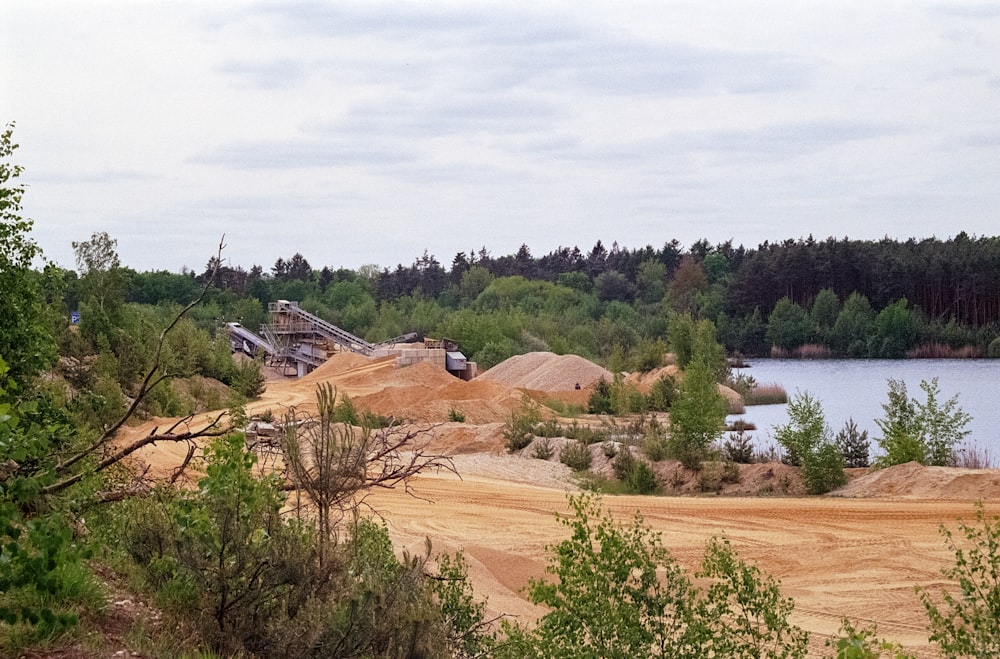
[70,311,80,325]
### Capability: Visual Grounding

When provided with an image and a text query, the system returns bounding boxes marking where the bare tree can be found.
[41,238,232,500]
[281,383,456,563]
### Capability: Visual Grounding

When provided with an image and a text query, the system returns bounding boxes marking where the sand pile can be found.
[833,462,1000,499]
[624,365,679,393]
[299,352,388,383]
[354,370,527,424]
[480,352,613,391]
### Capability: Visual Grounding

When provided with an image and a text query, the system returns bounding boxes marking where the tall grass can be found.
[744,383,788,406]
[952,443,994,469]
[907,343,982,359]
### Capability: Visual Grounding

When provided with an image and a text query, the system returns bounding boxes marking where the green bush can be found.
[501,495,809,658]
[503,401,542,453]
[875,378,971,467]
[648,375,677,411]
[531,438,554,460]
[802,443,847,495]
[988,336,1000,358]
[723,430,755,464]
[835,418,870,468]
[774,391,846,494]
[447,407,466,422]
[230,357,266,399]
[626,459,658,494]
[559,440,593,472]
[919,503,1000,657]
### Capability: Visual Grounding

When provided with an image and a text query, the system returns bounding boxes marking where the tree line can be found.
[45,232,1000,372]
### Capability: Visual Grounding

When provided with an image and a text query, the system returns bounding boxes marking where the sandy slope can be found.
[118,352,999,656]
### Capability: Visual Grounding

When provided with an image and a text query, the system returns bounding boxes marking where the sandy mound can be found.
[299,352,389,383]
[353,372,527,424]
[833,461,1000,499]
[480,352,613,391]
[624,365,680,393]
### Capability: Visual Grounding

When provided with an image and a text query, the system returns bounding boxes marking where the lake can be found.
[726,359,1000,460]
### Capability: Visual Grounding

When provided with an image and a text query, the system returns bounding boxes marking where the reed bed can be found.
[744,383,788,406]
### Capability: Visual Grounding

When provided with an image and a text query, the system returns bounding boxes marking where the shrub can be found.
[559,440,593,472]
[531,438,554,460]
[774,391,846,494]
[612,446,635,481]
[802,443,847,495]
[504,495,809,658]
[642,429,671,463]
[836,418,870,468]
[723,430,755,464]
[587,377,613,414]
[230,356,266,399]
[825,619,913,659]
[648,375,677,412]
[626,459,658,494]
[448,408,466,422]
[503,401,541,453]
[875,378,972,467]
[601,441,618,458]
[989,336,1000,358]
[668,358,728,469]
[919,503,1000,658]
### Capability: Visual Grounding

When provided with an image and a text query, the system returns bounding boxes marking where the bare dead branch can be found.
[43,411,227,495]
[56,236,226,475]
[171,441,199,484]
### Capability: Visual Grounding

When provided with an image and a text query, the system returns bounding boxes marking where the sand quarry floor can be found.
[120,352,1000,657]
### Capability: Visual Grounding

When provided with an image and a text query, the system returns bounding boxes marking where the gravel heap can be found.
[479,352,613,391]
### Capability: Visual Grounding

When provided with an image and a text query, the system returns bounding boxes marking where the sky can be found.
[3,2,999,274]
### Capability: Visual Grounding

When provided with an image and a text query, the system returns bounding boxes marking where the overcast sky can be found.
[3,2,999,274]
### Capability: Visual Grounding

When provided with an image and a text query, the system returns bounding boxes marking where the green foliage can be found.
[609,444,661,494]
[774,390,828,467]
[667,312,696,368]
[432,552,497,657]
[229,356,266,399]
[836,418,870,468]
[724,430,756,464]
[503,399,541,452]
[587,377,613,414]
[0,357,95,635]
[825,619,914,659]
[626,459,658,494]
[608,377,648,415]
[774,391,846,494]
[119,432,472,658]
[875,378,971,467]
[919,502,1000,658]
[509,494,699,658]
[0,123,57,383]
[831,293,876,357]
[504,495,809,658]
[767,297,812,351]
[873,299,921,359]
[803,443,847,495]
[447,407,466,423]
[668,359,727,469]
[810,288,841,344]
[696,536,809,658]
[559,440,593,472]
[988,336,1000,358]
[647,375,677,412]
[531,438,555,460]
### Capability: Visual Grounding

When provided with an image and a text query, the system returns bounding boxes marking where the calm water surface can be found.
[727,359,1000,458]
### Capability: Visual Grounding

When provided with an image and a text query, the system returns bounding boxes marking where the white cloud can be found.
[2,1,998,272]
